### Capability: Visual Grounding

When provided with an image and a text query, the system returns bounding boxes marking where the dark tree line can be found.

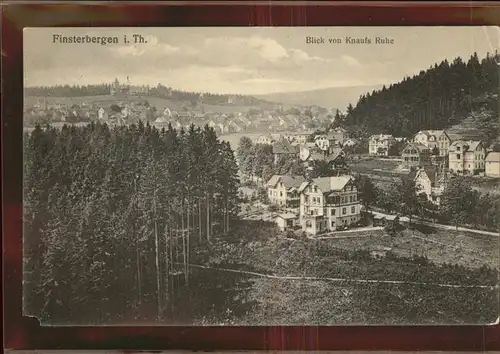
[23,121,240,324]
[147,84,273,107]
[25,84,112,97]
[236,137,305,183]
[341,52,500,140]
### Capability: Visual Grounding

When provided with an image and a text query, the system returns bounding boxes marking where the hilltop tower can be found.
[110,78,120,95]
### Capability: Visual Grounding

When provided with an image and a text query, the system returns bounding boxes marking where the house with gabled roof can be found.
[369,134,396,156]
[298,175,361,234]
[449,140,486,175]
[330,127,348,143]
[314,132,339,151]
[272,138,299,165]
[413,130,452,156]
[266,175,307,208]
[257,134,275,145]
[485,152,500,177]
[299,142,321,161]
[401,142,431,170]
[412,165,450,205]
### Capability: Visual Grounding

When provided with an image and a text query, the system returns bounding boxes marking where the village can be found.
[24,78,333,135]
[236,128,500,238]
[24,78,500,240]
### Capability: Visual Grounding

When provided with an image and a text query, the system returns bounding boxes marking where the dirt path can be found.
[310,226,384,240]
[183,263,497,289]
[372,211,499,237]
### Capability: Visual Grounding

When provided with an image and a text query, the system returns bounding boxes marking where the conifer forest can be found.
[23,122,240,324]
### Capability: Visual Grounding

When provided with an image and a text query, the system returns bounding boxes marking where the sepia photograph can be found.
[22,26,500,326]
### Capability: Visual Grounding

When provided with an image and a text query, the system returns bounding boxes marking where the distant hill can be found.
[339,52,500,145]
[24,94,271,115]
[255,84,383,111]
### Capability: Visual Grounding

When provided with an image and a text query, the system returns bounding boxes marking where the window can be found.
[342,207,346,215]
[306,220,312,228]
[457,146,460,151]
[350,195,353,202]
[456,154,461,159]
[280,191,283,197]
[331,208,336,216]
[314,186,318,192]
[331,221,335,227]
[351,206,355,214]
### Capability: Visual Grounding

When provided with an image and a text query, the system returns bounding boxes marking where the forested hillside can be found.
[23,122,240,324]
[341,52,499,143]
[25,83,274,108]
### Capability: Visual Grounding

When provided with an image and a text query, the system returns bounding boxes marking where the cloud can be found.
[200,35,329,69]
[112,35,180,58]
[341,55,362,68]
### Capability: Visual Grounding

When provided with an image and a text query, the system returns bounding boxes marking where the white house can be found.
[298,175,361,235]
[343,138,359,147]
[257,134,276,145]
[266,175,307,208]
[413,166,450,205]
[369,134,396,156]
[448,140,486,175]
[98,107,107,120]
[276,213,299,232]
[485,152,500,177]
[299,142,320,161]
[413,130,452,156]
[314,132,338,151]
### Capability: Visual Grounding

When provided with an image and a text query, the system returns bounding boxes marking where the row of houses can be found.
[261,133,349,173]
[268,174,362,234]
[369,130,500,178]
[369,129,500,207]
[258,128,353,150]
[153,109,332,135]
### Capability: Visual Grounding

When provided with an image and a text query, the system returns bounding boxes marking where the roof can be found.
[273,138,296,154]
[416,130,446,138]
[277,213,298,220]
[266,175,306,189]
[414,165,450,187]
[370,134,394,141]
[450,140,482,151]
[300,175,353,193]
[486,152,500,162]
[404,142,430,153]
[414,165,438,185]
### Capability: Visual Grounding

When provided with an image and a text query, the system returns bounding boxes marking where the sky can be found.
[24,26,499,95]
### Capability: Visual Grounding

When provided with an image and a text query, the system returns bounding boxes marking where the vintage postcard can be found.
[22,26,500,326]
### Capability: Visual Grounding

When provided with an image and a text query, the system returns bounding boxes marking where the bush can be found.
[268,205,279,212]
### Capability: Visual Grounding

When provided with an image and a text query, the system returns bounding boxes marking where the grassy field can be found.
[317,226,499,270]
[350,157,404,175]
[204,220,498,325]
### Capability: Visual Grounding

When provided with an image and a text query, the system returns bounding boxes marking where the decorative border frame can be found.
[3,2,500,350]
